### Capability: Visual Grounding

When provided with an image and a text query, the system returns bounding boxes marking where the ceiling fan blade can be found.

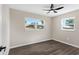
[50,4,54,9]
[53,10,57,13]
[47,11,50,14]
[55,7,64,10]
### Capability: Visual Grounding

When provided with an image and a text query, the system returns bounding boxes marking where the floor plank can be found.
[9,40,79,55]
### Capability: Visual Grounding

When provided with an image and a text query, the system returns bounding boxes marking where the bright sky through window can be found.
[25,18,43,25]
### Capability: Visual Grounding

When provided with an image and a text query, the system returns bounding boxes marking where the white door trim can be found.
[0,4,3,55]
[0,4,10,55]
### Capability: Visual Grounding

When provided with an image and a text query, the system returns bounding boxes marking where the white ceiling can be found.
[7,4,79,17]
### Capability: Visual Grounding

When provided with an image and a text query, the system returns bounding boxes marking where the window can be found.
[61,17,75,31]
[25,18,44,29]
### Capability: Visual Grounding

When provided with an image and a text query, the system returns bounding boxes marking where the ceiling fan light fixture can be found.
[43,4,64,14]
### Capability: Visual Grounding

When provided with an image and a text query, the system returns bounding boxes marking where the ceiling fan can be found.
[43,4,64,14]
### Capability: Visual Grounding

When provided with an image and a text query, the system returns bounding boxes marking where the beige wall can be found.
[10,7,79,48]
[51,9,79,48]
[10,9,52,48]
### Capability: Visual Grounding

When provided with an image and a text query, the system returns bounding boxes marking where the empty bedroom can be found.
[0,4,79,55]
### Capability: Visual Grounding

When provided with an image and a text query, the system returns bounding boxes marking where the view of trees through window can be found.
[25,18,44,29]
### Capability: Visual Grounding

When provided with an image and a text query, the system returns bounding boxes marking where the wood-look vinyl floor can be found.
[9,40,79,55]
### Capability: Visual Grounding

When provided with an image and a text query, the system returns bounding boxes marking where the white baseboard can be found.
[10,38,79,49]
[52,38,79,48]
[10,39,51,49]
